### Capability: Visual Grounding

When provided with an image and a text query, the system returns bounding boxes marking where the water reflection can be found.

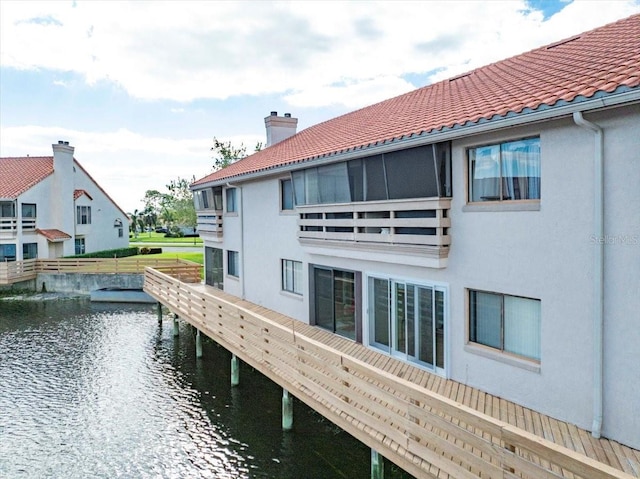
[0,299,411,478]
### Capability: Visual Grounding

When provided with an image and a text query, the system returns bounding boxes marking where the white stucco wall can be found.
[201,103,640,448]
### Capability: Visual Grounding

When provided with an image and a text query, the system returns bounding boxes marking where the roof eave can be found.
[192,87,640,190]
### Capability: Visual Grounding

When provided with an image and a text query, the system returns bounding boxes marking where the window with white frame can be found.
[281,259,303,294]
[280,178,294,211]
[227,250,239,277]
[76,205,92,225]
[226,188,237,213]
[469,289,541,361]
[468,137,540,202]
[23,243,38,260]
[74,237,86,255]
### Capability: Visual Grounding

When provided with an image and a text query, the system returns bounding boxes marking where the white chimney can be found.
[264,111,298,147]
[51,141,76,256]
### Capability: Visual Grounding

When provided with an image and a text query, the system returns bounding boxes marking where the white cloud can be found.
[0,124,264,212]
[2,0,638,109]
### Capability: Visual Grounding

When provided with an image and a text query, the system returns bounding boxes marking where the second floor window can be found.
[77,206,91,225]
[226,188,237,213]
[281,178,294,211]
[21,204,36,218]
[468,137,540,202]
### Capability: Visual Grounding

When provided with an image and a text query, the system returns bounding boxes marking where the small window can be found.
[0,244,17,261]
[469,290,541,361]
[281,178,294,210]
[74,237,86,255]
[23,243,38,260]
[281,259,303,294]
[21,204,36,218]
[227,250,239,277]
[468,137,540,202]
[114,219,124,238]
[226,188,237,213]
[76,206,91,225]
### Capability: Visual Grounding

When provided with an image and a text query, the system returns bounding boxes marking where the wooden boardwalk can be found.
[145,268,639,479]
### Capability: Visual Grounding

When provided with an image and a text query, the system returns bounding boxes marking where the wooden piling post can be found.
[282,389,293,431]
[173,315,179,337]
[371,449,384,479]
[195,329,203,358]
[156,303,162,324]
[231,354,239,386]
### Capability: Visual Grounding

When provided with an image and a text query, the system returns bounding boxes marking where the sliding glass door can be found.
[369,277,446,374]
[314,267,357,341]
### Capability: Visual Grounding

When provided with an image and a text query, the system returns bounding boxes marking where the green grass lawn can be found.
[130,232,203,244]
[150,251,203,264]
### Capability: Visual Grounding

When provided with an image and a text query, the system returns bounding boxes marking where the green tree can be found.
[166,176,197,229]
[211,136,262,171]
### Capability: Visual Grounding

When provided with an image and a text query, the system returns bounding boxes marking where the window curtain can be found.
[504,296,541,360]
[470,145,501,201]
[501,139,540,200]
[470,291,502,349]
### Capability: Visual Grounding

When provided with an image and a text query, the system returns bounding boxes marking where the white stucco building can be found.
[0,141,129,260]
[191,16,640,449]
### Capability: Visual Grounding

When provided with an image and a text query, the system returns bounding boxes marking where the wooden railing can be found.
[144,268,633,479]
[196,210,223,241]
[297,197,451,257]
[1,258,201,285]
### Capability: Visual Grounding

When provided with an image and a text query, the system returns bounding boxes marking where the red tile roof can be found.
[74,189,93,200]
[0,157,53,198]
[193,14,640,187]
[36,229,72,241]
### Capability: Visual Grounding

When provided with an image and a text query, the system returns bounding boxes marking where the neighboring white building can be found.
[191,16,640,449]
[0,141,129,260]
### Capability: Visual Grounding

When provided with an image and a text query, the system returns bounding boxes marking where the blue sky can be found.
[1,0,639,213]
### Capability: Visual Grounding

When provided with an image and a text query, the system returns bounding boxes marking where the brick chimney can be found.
[264,111,298,147]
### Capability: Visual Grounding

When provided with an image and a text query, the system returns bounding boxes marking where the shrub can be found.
[140,247,151,255]
[65,247,139,259]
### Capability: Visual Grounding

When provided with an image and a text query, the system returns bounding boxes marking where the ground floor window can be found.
[469,290,541,361]
[22,243,38,260]
[205,247,223,289]
[0,243,17,261]
[281,259,303,295]
[312,266,360,341]
[369,277,446,372]
[74,237,85,255]
[227,250,239,277]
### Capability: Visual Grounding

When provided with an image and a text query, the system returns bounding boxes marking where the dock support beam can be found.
[282,389,293,431]
[173,315,179,337]
[195,329,203,358]
[156,303,162,324]
[371,449,384,479]
[231,354,240,386]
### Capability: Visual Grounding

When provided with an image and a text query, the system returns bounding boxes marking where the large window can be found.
[0,244,17,261]
[227,250,239,277]
[280,178,294,211]
[76,206,91,225]
[226,188,237,213]
[281,259,303,294]
[292,142,451,206]
[369,277,446,372]
[313,267,358,340]
[74,237,85,255]
[194,187,223,211]
[468,137,540,202]
[469,290,541,361]
[205,247,223,289]
[23,243,38,260]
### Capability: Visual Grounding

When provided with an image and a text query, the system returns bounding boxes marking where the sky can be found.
[1,0,639,213]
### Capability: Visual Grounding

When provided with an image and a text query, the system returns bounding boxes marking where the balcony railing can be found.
[0,217,37,234]
[196,210,223,241]
[297,197,451,259]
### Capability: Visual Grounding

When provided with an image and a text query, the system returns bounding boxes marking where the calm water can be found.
[0,299,411,478]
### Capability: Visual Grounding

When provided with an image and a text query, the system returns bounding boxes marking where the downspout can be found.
[226,183,245,299]
[572,111,604,438]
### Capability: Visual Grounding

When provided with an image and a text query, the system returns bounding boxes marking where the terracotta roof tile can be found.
[0,157,53,198]
[193,14,640,187]
[36,229,72,241]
